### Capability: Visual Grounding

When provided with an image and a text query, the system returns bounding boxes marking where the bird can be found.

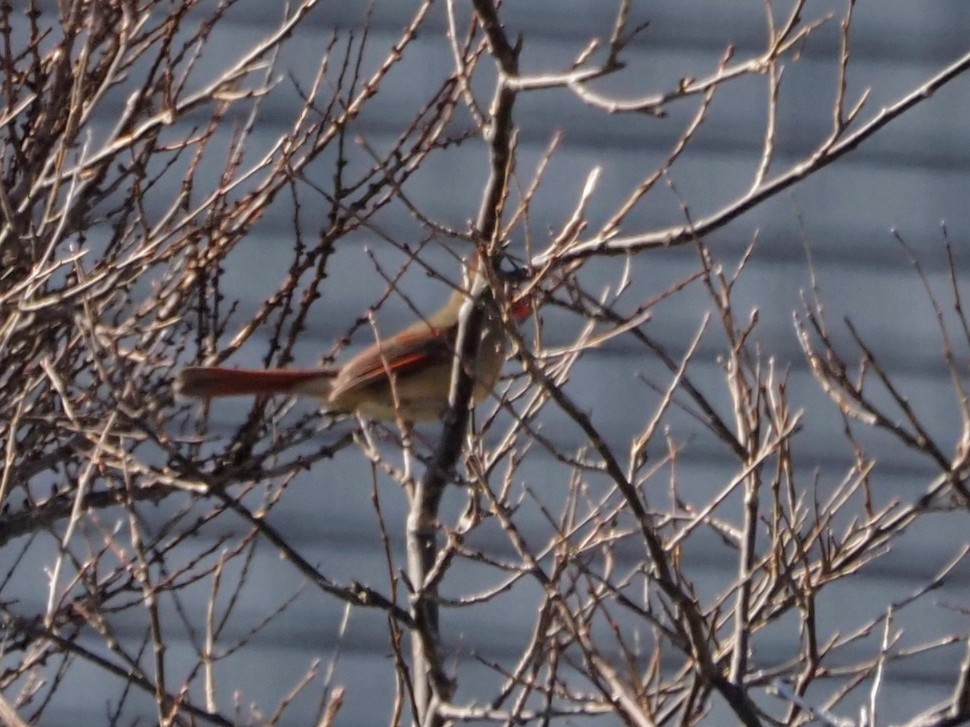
[176,254,530,423]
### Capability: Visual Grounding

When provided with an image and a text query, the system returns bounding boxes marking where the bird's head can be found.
[496,257,534,322]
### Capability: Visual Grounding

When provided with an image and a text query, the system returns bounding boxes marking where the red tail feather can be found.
[176,367,336,399]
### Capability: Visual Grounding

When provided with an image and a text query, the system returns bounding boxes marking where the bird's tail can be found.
[176,366,337,400]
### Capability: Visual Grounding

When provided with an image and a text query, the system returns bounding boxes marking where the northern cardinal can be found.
[176,255,529,422]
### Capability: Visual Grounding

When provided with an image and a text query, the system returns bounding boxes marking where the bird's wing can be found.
[330,324,455,399]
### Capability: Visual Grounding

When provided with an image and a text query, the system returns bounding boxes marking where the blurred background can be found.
[5,1,970,724]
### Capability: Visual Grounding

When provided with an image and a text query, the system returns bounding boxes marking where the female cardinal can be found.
[176,255,529,422]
